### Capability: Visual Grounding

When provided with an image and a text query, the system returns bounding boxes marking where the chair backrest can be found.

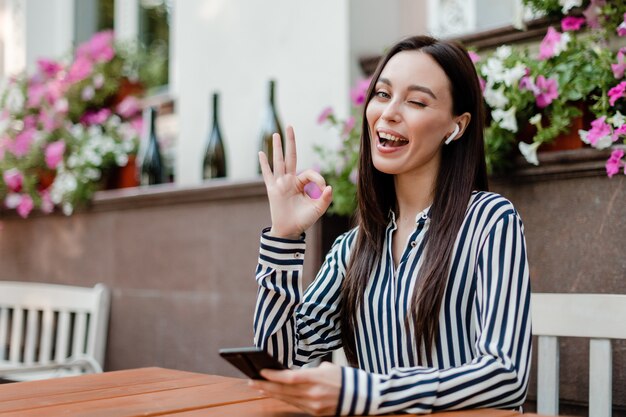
[0,281,110,378]
[532,293,626,417]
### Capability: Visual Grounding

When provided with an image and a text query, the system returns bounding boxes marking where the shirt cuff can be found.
[258,227,306,270]
[337,366,377,415]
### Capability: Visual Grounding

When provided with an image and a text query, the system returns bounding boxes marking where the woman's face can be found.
[366,50,457,179]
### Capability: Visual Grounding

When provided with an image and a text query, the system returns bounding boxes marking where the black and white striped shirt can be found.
[254,191,531,415]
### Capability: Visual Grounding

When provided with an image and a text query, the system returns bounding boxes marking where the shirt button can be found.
[410,241,417,248]
[421,213,428,220]
[294,253,301,258]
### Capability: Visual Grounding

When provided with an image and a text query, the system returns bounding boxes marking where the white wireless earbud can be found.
[444,124,460,145]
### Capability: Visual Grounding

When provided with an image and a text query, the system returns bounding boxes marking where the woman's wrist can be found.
[268,226,303,240]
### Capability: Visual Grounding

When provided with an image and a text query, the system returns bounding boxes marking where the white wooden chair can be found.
[532,293,626,417]
[0,281,110,381]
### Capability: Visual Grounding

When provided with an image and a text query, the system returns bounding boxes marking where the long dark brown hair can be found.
[340,36,488,366]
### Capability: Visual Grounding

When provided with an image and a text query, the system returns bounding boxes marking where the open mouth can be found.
[378,131,409,148]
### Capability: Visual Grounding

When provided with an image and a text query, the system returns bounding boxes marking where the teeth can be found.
[378,132,408,142]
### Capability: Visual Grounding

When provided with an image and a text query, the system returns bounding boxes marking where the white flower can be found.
[62,203,74,216]
[529,113,542,126]
[492,107,518,133]
[502,64,526,87]
[559,0,582,14]
[0,116,9,136]
[4,193,21,209]
[115,153,129,166]
[481,57,505,82]
[93,73,105,89]
[518,141,541,166]
[495,45,512,60]
[579,129,614,150]
[483,84,509,109]
[5,85,25,114]
[84,168,101,180]
[608,111,626,128]
[81,86,95,101]
[54,98,68,113]
[554,32,571,57]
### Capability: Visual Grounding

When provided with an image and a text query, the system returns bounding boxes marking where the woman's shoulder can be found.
[466,190,521,224]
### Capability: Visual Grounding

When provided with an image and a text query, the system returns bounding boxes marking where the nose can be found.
[380,99,401,122]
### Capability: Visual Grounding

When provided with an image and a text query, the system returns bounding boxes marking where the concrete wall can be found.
[0,181,323,376]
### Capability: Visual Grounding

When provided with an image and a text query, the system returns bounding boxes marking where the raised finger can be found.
[258,151,275,185]
[285,126,297,175]
[272,133,285,176]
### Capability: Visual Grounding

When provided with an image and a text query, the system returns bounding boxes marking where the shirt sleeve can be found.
[337,213,532,415]
[253,227,355,368]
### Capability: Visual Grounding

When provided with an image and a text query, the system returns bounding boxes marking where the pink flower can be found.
[583,0,605,29]
[11,128,36,157]
[16,194,33,218]
[350,78,372,106]
[3,168,23,192]
[342,116,356,136]
[468,51,481,63]
[45,79,64,104]
[77,30,115,63]
[535,76,559,108]
[539,27,564,60]
[39,190,54,214]
[615,124,626,136]
[116,96,141,119]
[54,98,69,114]
[45,140,66,169]
[586,117,614,146]
[317,106,333,125]
[37,59,63,79]
[561,16,586,31]
[605,149,625,178]
[478,77,486,92]
[608,81,626,106]
[39,109,59,132]
[612,49,626,79]
[23,115,37,129]
[80,108,111,125]
[27,83,47,108]
[66,56,93,83]
[130,116,144,136]
[617,13,626,36]
[519,74,539,95]
[304,182,322,199]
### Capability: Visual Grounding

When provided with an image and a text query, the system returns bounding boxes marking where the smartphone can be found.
[219,346,287,380]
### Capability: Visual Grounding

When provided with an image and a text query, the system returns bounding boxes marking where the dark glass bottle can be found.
[138,107,165,185]
[202,92,227,179]
[258,79,284,173]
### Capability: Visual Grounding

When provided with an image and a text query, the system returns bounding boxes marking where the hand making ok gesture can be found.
[258,126,333,239]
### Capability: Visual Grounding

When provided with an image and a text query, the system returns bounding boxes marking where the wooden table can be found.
[0,367,542,416]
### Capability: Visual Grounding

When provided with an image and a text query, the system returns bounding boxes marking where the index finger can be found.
[285,126,297,175]
[260,368,313,384]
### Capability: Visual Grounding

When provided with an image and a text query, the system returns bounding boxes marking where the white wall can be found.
[25,0,74,71]
[173,0,351,184]
[347,0,428,83]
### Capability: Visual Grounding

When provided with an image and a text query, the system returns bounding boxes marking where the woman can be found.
[252,35,531,416]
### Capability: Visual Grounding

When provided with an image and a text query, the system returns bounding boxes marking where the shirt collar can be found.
[387,206,431,224]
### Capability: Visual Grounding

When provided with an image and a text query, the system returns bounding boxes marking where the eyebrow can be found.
[378,77,437,100]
